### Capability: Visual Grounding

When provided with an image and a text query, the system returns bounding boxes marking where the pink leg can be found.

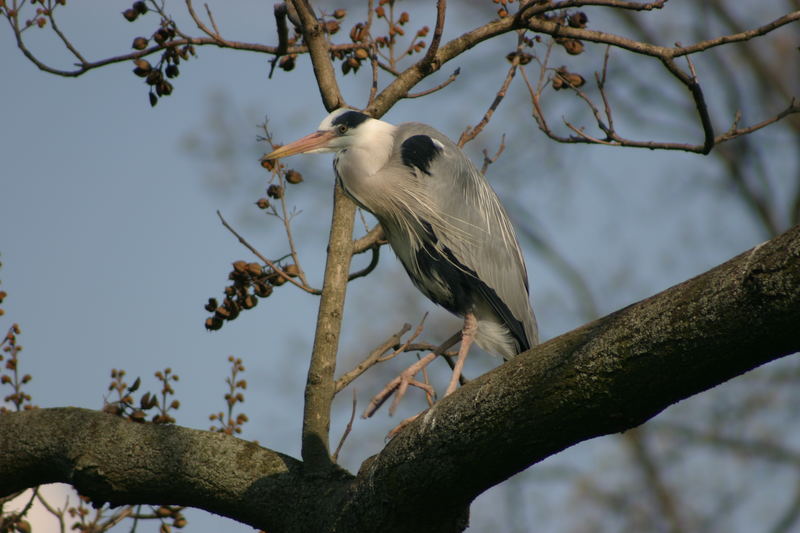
[445,312,477,396]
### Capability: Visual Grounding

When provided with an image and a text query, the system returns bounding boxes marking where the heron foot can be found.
[362,351,438,419]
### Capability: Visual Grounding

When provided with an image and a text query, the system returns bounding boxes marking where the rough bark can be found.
[2,224,799,532]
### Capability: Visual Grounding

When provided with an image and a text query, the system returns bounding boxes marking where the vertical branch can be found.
[289,0,345,111]
[287,0,354,469]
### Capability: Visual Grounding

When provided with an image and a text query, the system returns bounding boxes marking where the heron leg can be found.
[444,312,478,396]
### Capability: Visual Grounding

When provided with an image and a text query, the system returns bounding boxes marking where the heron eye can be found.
[337,124,348,135]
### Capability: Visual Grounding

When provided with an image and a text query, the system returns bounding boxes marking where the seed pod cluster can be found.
[552,66,586,90]
[129,18,193,107]
[204,260,299,331]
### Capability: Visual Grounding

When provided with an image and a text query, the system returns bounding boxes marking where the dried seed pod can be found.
[156,80,173,96]
[146,69,162,86]
[132,37,148,50]
[560,38,584,55]
[246,262,263,276]
[254,282,273,298]
[350,22,366,42]
[149,92,158,107]
[165,64,179,78]
[267,184,284,199]
[284,264,300,277]
[256,197,270,209]
[153,28,169,44]
[204,298,218,312]
[333,8,346,19]
[232,260,248,273]
[215,306,231,320]
[324,20,340,34]
[205,316,223,330]
[261,157,276,171]
[354,48,369,60]
[279,55,296,71]
[568,11,588,28]
[285,169,304,184]
[134,58,151,72]
[122,8,138,22]
[241,294,258,309]
[133,1,148,14]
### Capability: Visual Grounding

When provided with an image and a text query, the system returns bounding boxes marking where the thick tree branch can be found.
[0,407,351,533]
[3,225,799,532]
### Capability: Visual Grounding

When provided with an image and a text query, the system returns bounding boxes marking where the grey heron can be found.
[264,108,537,408]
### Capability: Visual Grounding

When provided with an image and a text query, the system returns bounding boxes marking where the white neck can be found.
[338,118,396,178]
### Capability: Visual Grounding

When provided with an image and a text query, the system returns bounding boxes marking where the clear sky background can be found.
[2,1,795,531]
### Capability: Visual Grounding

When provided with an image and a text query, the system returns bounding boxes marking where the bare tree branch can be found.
[3,223,800,532]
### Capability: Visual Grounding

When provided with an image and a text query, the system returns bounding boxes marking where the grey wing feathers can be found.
[391,123,539,352]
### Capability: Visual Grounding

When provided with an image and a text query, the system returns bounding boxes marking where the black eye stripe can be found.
[331,110,369,130]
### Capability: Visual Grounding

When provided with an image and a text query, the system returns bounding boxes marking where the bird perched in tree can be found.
[264,108,537,406]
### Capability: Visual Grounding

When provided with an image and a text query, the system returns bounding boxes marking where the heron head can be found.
[263,108,372,161]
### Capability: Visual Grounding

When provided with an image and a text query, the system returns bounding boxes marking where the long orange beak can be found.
[262,129,337,161]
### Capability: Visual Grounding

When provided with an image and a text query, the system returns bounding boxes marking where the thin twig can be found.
[335,323,412,393]
[347,245,380,282]
[405,68,460,99]
[458,49,520,147]
[217,211,321,295]
[332,389,358,463]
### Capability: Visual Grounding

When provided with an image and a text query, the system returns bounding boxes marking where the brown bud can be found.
[333,8,346,19]
[165,64,179,78]
[133,1,147,14]
[261,157,276,171]
[267,184,284,199]
[285,169,304,184]
[232,260,248,273]
[132,37,148,50]
[204,298,218,312]
[256,197,270,209]
[354,48,369,60]
[215,306,231,320]
[129,409,147,422]
[417,26,429,37]
[156,506,173,518]
[122,8,138,22]
[246,262,263,276]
